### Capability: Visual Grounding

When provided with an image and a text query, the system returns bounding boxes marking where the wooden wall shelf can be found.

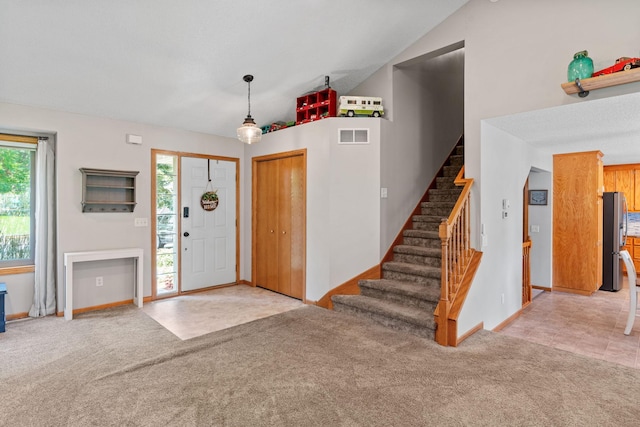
[561,67,640,97]
[80,168,139,212]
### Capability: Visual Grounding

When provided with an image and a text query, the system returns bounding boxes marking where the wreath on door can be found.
[201,159,219,211]
[201,190,219,211]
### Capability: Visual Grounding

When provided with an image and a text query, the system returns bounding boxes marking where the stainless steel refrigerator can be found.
[601,192,627,292]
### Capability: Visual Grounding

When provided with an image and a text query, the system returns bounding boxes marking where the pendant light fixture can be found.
[236,74,262,144]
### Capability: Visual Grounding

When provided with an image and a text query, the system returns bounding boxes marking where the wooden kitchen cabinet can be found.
[603,165,639,211]
[603,169,616,194]
[634,237,640,272]
[553,151,603,295]
[616,170,634,210]
[636,170,640,211]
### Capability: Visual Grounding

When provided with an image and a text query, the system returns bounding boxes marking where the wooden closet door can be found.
[265,159,280,292]
[253,152,305,300]
[277,156,292,296]
[288,155,304,299]
[255,158,279,292]
[255,160,269,290]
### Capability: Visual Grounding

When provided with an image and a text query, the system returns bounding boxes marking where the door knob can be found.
[183,232,190,237]
[282,231,287,234]
[270,229,274,233]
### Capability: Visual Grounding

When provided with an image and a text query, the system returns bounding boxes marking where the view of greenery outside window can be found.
[156,154,178,294]
[0,142,36,267]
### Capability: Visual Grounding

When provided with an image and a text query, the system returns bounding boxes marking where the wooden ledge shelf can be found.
[561,67,640,97]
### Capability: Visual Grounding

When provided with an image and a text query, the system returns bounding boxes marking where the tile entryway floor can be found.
[143,281,640,367]
[142,284,304,340]
[500,277,640,369]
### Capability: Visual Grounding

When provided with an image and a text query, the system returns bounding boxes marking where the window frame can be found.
[0,134,37,272]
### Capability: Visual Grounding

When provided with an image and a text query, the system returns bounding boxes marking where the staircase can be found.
[332,143,464,339]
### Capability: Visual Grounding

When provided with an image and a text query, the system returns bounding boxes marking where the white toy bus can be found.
[338,96,384,117]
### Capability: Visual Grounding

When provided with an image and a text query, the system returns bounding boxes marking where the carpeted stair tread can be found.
[448,154,464,165]
[393,244,442,267]
[331,294,435,330]
[421,200,457,208]
[394,245,441,258]
[359,279,440,303]
[442,165,460,176]
[412,215,444,224]
[404,229,440,239]
[428,188,462,195]
[383,261,441,279]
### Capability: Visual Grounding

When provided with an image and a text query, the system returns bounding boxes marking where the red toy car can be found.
[592,57,640,77]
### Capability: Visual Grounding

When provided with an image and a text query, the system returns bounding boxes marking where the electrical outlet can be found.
[530,225,540,233]
[501,293,505,304]
[380,187,388,199]
[96,276,104,287]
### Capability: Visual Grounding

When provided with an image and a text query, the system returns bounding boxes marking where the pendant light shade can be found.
[237,74,262,144]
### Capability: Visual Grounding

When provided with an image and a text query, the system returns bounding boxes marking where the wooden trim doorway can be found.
[522,177,532,307]
[252,149,307,301]
[151,149,240,300]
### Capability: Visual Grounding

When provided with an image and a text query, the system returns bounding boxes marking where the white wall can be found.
[0,103,382,314]
[376,47,464,254]
[352,0,640,333]
[244,118,381,302]
[0,101,244,316]
[528,169,553,288]
[458,123,549,331]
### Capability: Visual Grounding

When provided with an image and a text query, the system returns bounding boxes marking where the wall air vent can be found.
[338,128,369,145]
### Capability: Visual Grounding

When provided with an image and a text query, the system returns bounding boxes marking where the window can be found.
[0,134,36,268]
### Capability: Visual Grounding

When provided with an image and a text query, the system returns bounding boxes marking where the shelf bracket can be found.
[574,78,589,98]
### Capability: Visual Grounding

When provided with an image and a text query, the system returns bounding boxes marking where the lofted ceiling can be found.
[0,0,469,138]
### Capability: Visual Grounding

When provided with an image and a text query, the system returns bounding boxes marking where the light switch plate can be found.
[134,218,148,227]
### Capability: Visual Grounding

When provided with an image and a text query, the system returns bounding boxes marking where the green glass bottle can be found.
[567,50,594,81]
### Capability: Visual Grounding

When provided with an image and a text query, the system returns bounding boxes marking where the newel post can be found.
[436,220,451,346]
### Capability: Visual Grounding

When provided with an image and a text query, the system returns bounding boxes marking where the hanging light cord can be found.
[247,79,252,118]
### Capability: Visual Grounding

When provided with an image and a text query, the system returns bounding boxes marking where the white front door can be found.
[180,157,237,291]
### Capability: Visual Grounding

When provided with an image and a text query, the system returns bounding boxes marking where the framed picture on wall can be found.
[529,189,548,206]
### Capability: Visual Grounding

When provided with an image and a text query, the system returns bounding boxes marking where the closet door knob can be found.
[282,231,286,235]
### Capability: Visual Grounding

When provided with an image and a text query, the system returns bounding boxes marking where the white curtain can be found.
[29,138,56,317]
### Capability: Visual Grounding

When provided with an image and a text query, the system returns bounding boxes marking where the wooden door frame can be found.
[151,149,240,300]
[251,149,307,302]
[522,177,532,307]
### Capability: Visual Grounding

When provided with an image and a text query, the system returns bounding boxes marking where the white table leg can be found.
[64,263,73,320]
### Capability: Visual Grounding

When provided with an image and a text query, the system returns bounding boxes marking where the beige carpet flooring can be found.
[3,304,640,426]
[142,284,304,340]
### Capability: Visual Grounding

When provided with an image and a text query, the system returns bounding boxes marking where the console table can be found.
[64,248,143,320]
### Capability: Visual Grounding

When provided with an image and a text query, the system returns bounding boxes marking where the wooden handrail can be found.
[436,166,474,346]
[438,167,473,238]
